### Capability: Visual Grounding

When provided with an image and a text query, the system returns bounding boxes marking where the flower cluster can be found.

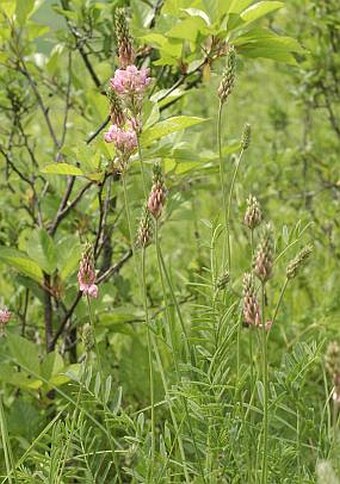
[78,244,98,299]
[104,8,151,173]
[0,306,11,335]
[242,274,272,331]
[104,124,137,153]
[147,163,167,219]
[110,65,151,98]
[253,224,274,283]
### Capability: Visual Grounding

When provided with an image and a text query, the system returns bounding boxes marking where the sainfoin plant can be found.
[0,1,339,482]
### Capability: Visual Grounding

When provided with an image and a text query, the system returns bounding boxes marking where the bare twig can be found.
[19,60,60,150]
[49,176,76,236]
[86,115,110,145]
[97,249,133,284]
[44,273,54,351]
[60,51,73,148]
[50,181,93,233]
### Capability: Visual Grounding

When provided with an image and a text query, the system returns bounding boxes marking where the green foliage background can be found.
[0,0,339,482]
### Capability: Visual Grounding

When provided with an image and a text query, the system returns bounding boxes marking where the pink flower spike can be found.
[110,65,151,96]
[78,244,99,299]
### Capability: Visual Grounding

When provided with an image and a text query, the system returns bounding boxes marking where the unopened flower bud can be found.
[82,323,94,353]
[147,163,167,219]
[107,88,125,127]
[136,205,153,248]
[216,271,230,291]
[242,273,261,327]
[325,341,340,404]
[254,224,274,283]
[217,46,236,103]
[241,123,251,150]
[244,194,262,230]
[286,245,313,279]
[115,8,136,68]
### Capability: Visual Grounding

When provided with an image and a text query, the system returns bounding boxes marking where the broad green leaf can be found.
[216,0,234,18]
[0,0,16,17]
[234,28,304,64]
[27,23,50,39]
[7,333,41,376]
[141,116,207,145]
[140,33,167,48]
[241,1,284,24]
[167,16,207,42]
[0,365,42,390]
[26,229,57,274]
[0,247,43,283]
[41,351,65,382]
[41,163,84,177]
[228,0,254,14]
[56,235,82,281]
[163,0,196,15]
[183,8,210,25]
[16,0,35,25]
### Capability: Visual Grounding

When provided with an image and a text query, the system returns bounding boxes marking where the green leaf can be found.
[141,116,207,145]
[241,1,284,24]
[167,16,207,42]
[7,333,41,377]
[41,163,84,177]
[16,0,35,25]
[0,247,43,283]
[56,235,82,281]
[234,28,304,64]
[26,229,57,275]
[228,0,254,14]
[41,351,64,380]
[0,365,42,390]
[0,1,16,17]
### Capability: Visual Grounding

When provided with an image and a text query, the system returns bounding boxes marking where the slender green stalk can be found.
[271,277,289,327]
[86,296,121,481]
[260,282,269,484]
[157,242,190,362]
[155,220,206,484]
[0,395,15,484]
[217,100,227,268]
[141,247,155,478]
[122,173,135,253]
[226,148,244,274]
[137,135,147,198]
[57,363,85,482]
[151,336,190,483]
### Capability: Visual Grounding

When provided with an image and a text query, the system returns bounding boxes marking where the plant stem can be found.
[157,242,190,363]
[155,220,206,484]
[151,336,190,483]
[137,135,147,199]
[261,282,269,484]
[271,277,289,327]
[0,395,15,484]
[217,101,227,269]
[141,247,155,478]
[226,148,244,274]
[86,296,120,480]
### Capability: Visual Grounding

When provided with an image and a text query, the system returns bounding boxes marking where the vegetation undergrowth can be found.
[0,1,339,483]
